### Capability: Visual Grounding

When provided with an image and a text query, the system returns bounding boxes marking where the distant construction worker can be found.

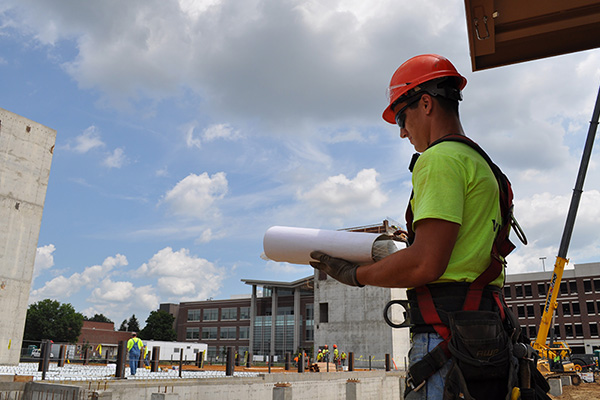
[322,345,330,364]
[310,55,531,399]
[341,352,347,367]
[127,332,143,376]
[333,344,340,371]
[316,349,323,362]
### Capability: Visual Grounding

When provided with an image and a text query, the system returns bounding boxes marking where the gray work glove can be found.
[309,251,364,287]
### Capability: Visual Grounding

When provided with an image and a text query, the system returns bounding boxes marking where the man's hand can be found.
[309,251,364,287]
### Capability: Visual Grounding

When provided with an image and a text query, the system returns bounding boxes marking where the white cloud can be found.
[29,254,128,303]
[299,168,388,218]
[185,124,202,149]
[33,244,56,281]
[202,123,241,142]
[103,148,127,168]
[66,126,105,153]
[162,172,228,219]
[137,247,225,301]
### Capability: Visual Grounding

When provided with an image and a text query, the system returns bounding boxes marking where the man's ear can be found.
[421,94,433,115]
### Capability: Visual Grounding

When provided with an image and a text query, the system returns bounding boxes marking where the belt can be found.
[407,282,504,334]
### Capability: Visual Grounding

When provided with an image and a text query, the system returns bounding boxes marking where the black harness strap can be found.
[405,135,520,393]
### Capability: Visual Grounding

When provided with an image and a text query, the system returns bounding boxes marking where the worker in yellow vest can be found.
[126,332,143,376]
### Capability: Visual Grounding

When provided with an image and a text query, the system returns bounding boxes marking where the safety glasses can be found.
[394,95,422,129]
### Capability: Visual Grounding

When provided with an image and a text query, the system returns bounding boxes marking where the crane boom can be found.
[534,82,600,351]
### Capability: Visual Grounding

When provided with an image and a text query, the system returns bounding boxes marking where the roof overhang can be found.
[464,0,600,71]
[241,275,314,290]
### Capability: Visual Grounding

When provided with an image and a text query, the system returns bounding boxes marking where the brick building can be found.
[505,261,600,354]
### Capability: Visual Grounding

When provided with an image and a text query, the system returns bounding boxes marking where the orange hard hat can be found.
[324,345,328,348]
[382,54,467,124]
[333,344,337,348]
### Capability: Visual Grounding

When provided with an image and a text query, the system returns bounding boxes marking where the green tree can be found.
[128,315,140,332]
[84,314,113,324]
[139,311,176,341]
[118,319,128,331]
[24,299,84,343]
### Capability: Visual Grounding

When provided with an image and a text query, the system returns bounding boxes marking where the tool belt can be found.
[406,283,505,334]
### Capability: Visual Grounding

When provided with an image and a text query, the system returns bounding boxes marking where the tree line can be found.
[24,299,177,344]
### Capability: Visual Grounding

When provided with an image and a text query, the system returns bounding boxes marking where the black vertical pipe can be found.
[115,341,126,378]
[285,352,291,370]
[298,353,304,373]
[385,354,391,371]
[348,352,354,372]
[151,346,160,372]
[179,349,183,377]
[226,347,235,376]
[57,345,65,367]
[83,346,90,365]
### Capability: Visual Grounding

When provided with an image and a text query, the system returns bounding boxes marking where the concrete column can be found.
[273,383,292,400]
[293,288,300,352]
[548,378,562,397]
[271,288,278,357]
[249,285,256,360]
[0,109,56,365]
[346,379,360,400]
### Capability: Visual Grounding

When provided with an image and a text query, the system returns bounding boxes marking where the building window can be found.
[239,326,250,339]
[562,303,571,316]
[202,327,218,340]
[528,326,537,338]
[590,323,599,337]
[560,282,568,295]
[553,325,561,339]
[517,305,525,318]
[240,307,250,320]
[221,307,238,320]
[574,324,583,338]
[595,279,600,292]
[569,281,578,294]
[203,308,218,321]
[587,301,595,315]
[526,305,534,318]
[584,280,592,293]
[565,325,574,338]
[515,286,523,298]
[319,303,329,323]
[503,286,511,299]
[187,309,201,322]
[186,327,200,340]
[524,284,532,297]
[572,302,580,316]
[220,327,237,339]
[537,283,546,297]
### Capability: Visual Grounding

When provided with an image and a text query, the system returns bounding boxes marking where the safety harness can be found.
[403,134,527,394]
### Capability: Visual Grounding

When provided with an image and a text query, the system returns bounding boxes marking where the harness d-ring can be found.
[383,299,412,328]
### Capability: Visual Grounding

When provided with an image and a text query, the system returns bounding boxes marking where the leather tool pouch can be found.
[447,310,510,381]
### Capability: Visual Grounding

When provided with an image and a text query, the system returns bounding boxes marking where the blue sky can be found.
[1,0,600,326]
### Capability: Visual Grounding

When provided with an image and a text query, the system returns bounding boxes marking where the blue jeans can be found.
[405,333,452,400]
[129,350,140,375]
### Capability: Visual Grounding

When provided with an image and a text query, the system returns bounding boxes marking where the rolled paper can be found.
[262,226,402,265]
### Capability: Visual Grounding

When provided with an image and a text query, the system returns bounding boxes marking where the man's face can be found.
[393,95,426,152]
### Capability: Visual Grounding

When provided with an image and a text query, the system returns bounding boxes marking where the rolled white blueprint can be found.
[262,226,402,265]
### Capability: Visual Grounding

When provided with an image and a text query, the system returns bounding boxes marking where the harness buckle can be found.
[406,375,426,392]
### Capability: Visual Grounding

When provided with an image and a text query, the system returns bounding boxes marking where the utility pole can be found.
[539,257,546,272]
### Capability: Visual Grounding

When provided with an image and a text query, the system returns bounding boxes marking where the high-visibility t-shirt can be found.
[410,141,503,287]
[127,337,143,352]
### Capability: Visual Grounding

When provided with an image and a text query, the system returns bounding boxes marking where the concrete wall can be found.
[6,371,404,400]
[0,108,56,365]
[314,272,410,369]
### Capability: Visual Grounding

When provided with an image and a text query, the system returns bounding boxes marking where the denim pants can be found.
[405,333,452,400]
[129,350,140,375]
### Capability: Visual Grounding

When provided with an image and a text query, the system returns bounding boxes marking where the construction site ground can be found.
[549,381,600,399]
